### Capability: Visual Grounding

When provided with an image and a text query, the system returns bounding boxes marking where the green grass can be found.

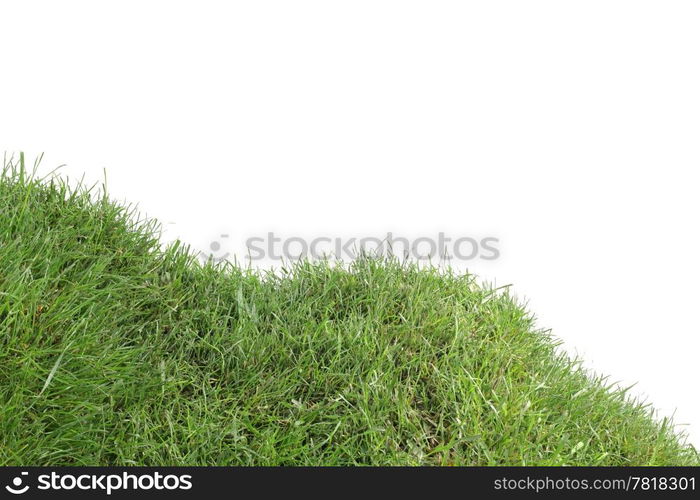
[0,154,697,466]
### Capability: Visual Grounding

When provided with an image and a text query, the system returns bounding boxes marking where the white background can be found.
[2,1,698,446]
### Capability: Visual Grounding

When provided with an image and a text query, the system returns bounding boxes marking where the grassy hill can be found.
[0,155,696,465]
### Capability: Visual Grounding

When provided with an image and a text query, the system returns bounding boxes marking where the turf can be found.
[0,154,697,466]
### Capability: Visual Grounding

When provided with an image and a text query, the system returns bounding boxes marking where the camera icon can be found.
[199,234,231,263]
[5,472,29,494]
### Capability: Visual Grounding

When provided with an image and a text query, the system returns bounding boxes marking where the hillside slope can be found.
[0,156,696,465]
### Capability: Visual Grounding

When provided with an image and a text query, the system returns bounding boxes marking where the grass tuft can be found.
[0,155,697,465]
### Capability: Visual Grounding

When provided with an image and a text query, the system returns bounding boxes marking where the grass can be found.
[0,154,697,466]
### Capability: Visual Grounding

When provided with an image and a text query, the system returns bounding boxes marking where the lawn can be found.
[0,154,697,465]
